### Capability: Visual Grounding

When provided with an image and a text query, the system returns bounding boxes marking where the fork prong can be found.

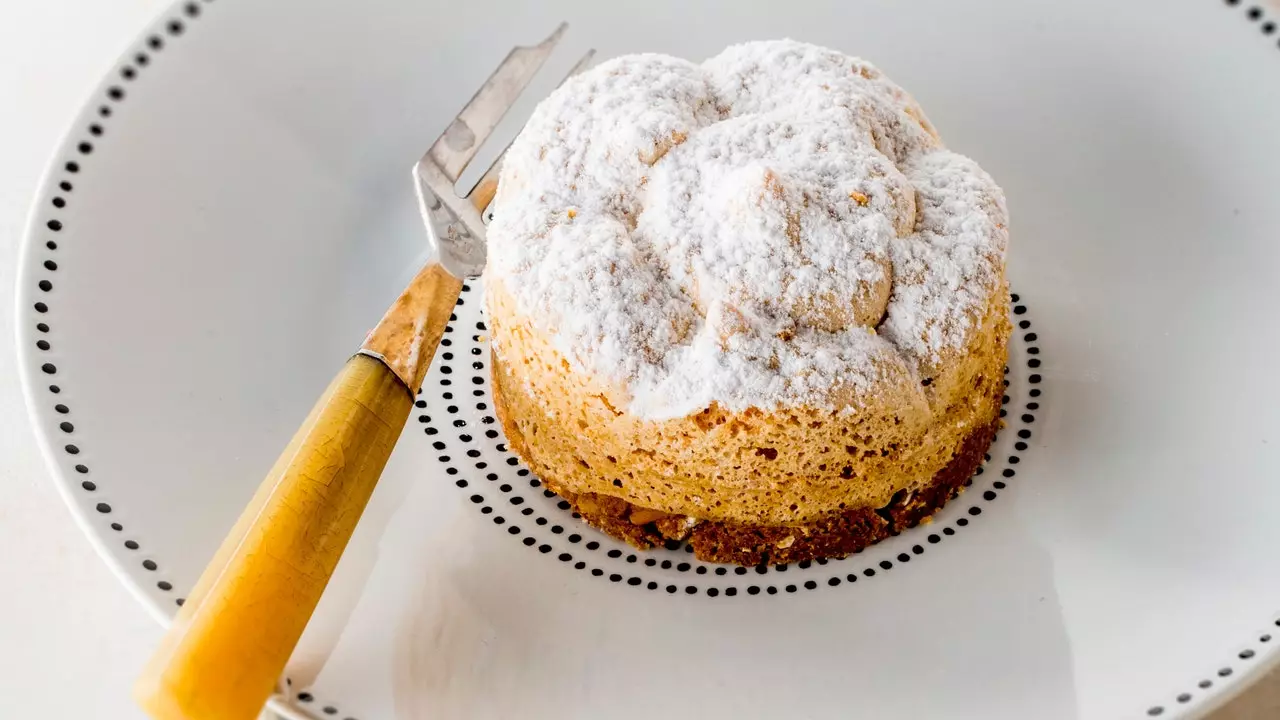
[466,48,598,220]
[426,22,568,182]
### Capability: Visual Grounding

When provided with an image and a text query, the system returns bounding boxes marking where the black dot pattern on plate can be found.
[1140,9,1280,715]
[22,0,207,614]
[418,287,1044,596]
[36,8,1267,713]
[282,688,362,720]
[1225,0,1280,44]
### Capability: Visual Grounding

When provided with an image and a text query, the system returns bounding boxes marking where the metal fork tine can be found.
[468,48,598,220]
[562,48,599,87]
[426,22,568,182]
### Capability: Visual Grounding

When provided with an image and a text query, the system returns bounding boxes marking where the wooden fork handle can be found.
[134,262,463,720]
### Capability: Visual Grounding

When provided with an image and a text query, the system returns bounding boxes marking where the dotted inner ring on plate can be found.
[415,283,1043,597]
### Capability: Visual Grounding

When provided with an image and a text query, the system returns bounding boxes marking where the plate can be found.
[16,0,1280,718]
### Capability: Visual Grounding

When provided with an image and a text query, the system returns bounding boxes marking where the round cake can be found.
[483,40,1010,565]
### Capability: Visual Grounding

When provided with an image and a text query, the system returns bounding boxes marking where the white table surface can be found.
[0,3,1277,719]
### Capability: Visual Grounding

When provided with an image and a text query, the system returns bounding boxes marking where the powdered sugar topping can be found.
[486,40,1008,420]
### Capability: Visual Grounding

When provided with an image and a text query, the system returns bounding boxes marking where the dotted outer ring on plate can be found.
[1144,623,1275,717]
[1138,4,1280,716]
[423,285,1044,598]
[1140,4,1280,716]
[26,2,369,717]
[288,688,360,720]
[26,0,230,609]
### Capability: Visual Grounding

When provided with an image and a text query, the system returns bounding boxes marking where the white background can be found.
[0,2,1277,719]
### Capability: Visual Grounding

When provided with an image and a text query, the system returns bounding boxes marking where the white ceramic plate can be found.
[17,0,1280,717]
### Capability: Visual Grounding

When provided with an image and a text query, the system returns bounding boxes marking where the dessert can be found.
[483,40,1009,565]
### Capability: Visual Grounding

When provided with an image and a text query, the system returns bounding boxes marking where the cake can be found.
[483,40,1009,565]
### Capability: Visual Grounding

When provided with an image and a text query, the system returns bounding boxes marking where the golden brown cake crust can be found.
[483,41,1011,564]
[495,359,1000,565]
[488,280,1009,529]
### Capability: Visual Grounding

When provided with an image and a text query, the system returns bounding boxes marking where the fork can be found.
[133,25,594,720]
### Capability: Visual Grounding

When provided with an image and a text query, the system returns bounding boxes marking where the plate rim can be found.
[13,0,217,632]
[9,1,326,718]
[13,0,1280,717]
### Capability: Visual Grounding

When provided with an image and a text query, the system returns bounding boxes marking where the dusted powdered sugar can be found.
[485,40,1008,420]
